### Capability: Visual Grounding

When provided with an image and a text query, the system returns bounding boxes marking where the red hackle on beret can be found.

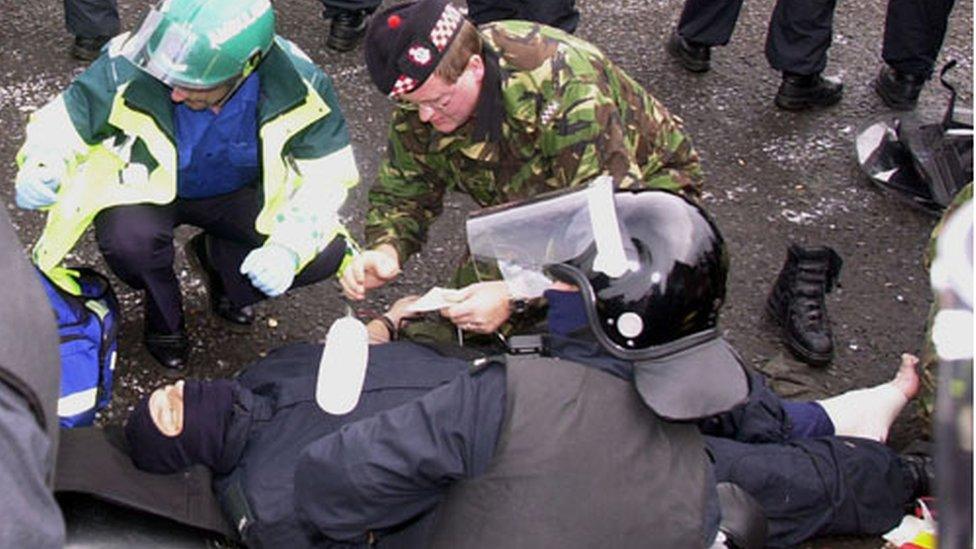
[364,0,463,98]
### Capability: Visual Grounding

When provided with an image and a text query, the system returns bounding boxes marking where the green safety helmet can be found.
[123,0,275,89]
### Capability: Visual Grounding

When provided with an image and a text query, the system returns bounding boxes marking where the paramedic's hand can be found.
[240,244,299,297]
[441,281,512,334]
[15,165,61,210]
[340,244,401,300]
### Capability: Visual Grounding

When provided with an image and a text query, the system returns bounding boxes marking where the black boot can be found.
[71,35,110,62]
[899,452,935,500]
[666,30,711,73]
[774,72,844,111]
[187,234,254,326]
[766,244,843,366]
[874,65,926,111]
[145,329,189,371]
[326,9,367,52]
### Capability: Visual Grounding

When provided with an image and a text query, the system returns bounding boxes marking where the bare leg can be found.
[817,354,920,442]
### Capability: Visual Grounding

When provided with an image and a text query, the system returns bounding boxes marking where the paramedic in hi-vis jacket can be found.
[14,0,359,371]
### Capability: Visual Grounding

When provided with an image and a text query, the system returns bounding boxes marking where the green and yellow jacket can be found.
[365,21,702,262]
[16,35,358,292]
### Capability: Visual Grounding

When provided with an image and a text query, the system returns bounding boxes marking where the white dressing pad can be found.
[406,287,467,312]
[316,315,369,415]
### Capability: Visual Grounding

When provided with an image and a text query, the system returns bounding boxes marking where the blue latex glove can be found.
[15,165,60,209]
[240,244,299,297]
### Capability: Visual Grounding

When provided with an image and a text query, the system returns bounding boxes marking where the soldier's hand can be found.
[440,281,512,334]
[340,245,401,300]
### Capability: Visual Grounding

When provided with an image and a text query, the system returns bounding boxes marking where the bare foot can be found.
[818,354,919,443]
[891,353,920,401]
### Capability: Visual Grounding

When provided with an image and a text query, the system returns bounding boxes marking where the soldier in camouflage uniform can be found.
[342,0,702,339]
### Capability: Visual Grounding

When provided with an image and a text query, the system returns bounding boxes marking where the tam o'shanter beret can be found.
[364,0,466,98]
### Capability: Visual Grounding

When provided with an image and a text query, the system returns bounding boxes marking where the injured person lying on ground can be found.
[124,187,935,548]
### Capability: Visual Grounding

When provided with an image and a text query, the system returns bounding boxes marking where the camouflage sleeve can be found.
[541,79,702,199]
[364,110,448,263]
[636,92,703,199]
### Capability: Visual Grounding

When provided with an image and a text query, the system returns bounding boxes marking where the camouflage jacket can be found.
[365,21,703,262]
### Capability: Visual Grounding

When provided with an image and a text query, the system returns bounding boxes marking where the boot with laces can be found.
[766,244,843,366]
[326,9,367,52]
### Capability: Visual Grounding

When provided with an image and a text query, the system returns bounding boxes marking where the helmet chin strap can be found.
[212,51,263,110]
[211,74,246,111]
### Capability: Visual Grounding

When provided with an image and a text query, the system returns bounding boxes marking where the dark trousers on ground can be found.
[317,0,382,16]
[677,0,954,77]
[64,0,119,39]
[702,371,913,547]
[467,0,579,34]
[676,0,836,74]
[93,186,346,334]
[882,0,955,78]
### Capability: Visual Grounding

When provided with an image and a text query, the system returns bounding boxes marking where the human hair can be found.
[433,20,483,83]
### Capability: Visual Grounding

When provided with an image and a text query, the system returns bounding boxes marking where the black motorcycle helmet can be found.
[545,189,748,419]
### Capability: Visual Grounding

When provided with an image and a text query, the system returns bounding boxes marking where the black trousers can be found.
[467,0,579,34]
[317,0,382,15]
[676,0,835,74]
[882,0,955,78]
[677,0,954,77]
[703,372,913,547]
[94,187,346,334]
[64,0,119,39]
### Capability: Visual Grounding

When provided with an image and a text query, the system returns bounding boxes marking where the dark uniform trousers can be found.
[882,0,955,78]
[317,0,580,34]
[94,186,347,334]
[317,0,382,16]
[677,0,955,77]
[701,370,914,548]
[467,0,580,34]
[64,0,119,39]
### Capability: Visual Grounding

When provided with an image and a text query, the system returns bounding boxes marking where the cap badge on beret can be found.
[408,45,433,66]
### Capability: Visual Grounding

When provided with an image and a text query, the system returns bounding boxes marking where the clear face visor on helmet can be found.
[466,176,638,299]
[121,2,252,90]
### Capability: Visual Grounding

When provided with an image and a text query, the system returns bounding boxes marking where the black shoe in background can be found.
[145,330,189,371]
[187,234,255,326]
[72,35,110,62]
[875,65,926,111]
[666,30,711,73]
[774,72,844,111]
[766,244,843,366]
[327,9,367,52]
[898,452,935,500]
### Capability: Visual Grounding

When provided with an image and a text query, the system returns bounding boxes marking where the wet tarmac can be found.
[0,1,972,546]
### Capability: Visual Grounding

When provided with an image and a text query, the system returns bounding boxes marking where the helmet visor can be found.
[122,3,240,90]
[466,176,637,299]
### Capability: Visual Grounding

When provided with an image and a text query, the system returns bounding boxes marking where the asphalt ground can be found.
[0,1,972,546]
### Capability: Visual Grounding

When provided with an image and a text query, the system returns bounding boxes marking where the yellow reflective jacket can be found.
[16,35,358,292]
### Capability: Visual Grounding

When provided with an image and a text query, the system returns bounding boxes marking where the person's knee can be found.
[97,219,172,273]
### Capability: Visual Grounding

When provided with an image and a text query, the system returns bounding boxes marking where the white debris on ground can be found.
[0,71,74,113]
